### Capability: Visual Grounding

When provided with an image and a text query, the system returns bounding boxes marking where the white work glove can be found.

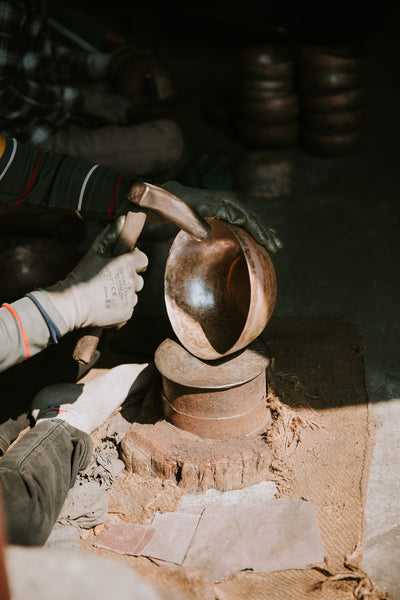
[79,87,133,125]
[160,181,283,254]
[32,362,156,435]
[45,216,148,332]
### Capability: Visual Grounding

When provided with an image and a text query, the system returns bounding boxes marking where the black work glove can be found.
[160,181,283,254]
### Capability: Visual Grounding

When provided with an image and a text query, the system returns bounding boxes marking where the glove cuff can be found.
[44,280,82,333]
[28,290,70,338]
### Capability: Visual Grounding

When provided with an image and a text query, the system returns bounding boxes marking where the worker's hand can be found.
[160,181,283,253]
[79,87,134,125]
[45,216,148,332]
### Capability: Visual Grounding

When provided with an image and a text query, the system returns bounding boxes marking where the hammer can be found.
[72,182,211,366]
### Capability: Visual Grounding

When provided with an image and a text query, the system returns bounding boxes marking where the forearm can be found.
[0,135,134,220]
[0,293,68,373]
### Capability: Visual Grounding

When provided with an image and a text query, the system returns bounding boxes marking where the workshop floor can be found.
[49,2,400,597]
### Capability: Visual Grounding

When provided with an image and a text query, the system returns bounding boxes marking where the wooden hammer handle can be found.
[72,211,147,365]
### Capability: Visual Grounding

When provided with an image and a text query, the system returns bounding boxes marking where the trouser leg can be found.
[0,409,30,456]
[0,335,97,456]
[0,419,92,546]
[41,119,185,180]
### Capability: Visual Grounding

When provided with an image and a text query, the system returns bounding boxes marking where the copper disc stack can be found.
[235,44,299,149]
[297,43,364,156]
[155,337,271,439]
[235,150,296,199]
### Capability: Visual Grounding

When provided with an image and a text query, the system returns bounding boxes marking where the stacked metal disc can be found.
[297,43,364,156]
[235,44,299,149]
[235,151,296,199]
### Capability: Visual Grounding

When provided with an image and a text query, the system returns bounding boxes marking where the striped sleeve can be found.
[0,293,68,373]
[0,135,134,220]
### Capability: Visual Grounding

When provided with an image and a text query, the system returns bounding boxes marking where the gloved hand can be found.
[32,362,156,435]
[45,216,148,332]
[79,87,133,125]
[160,181,283,253]
[86,52,112,79]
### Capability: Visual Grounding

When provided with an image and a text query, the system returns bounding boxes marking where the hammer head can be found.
[127,182,210,241]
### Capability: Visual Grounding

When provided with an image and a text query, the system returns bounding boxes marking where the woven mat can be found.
[81,317,391,600]
[216,317,385,600]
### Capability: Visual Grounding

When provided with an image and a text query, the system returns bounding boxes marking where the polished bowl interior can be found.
[164,218,277,360]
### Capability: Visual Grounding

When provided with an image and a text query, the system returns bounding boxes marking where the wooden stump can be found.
[120,419,273,493]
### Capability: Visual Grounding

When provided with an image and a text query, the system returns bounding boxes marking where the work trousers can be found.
[0,420,92,546]
[41,118,185,181]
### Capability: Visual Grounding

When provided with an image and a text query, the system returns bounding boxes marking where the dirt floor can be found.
[67,317,378,600]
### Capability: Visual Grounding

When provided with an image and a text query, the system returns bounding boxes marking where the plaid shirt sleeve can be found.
[0,135,134,221]
[0,0,85,145]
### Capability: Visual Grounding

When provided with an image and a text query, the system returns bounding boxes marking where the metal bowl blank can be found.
[164,218,277,360]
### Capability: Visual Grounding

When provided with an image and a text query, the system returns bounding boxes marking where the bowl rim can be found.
[164,218,277,360]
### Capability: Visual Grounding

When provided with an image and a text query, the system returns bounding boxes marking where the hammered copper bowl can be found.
[236,118,299,148]
[241,44,294,79]
[235,151,296,198]
[164,218,277,360]
[300,87,364,113]
[241,76,293,95]
[240,93,299,124]
[302,129,361,156]
[298,70,362,95]
[297,44,362,72]
[302,108,363,134]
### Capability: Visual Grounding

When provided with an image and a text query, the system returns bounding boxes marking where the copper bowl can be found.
[241,73,293,93]
[236,118,299,148]
[302,128,361,156]
[302,108,362,134]
[240,94,299,124]
[300,87,364,113]
[235,151,296,198]
[298,70,362,95]
[164,218,277,360]
[241,85,294,102]
[241,78,293,92]
[241,44,294,79]
[297,44,362,72]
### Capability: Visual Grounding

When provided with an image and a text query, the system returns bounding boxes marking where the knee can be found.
[153,119,185,164]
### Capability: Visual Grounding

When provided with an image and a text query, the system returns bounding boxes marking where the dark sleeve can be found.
[0,136,135,221]
[0,3,83,140]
